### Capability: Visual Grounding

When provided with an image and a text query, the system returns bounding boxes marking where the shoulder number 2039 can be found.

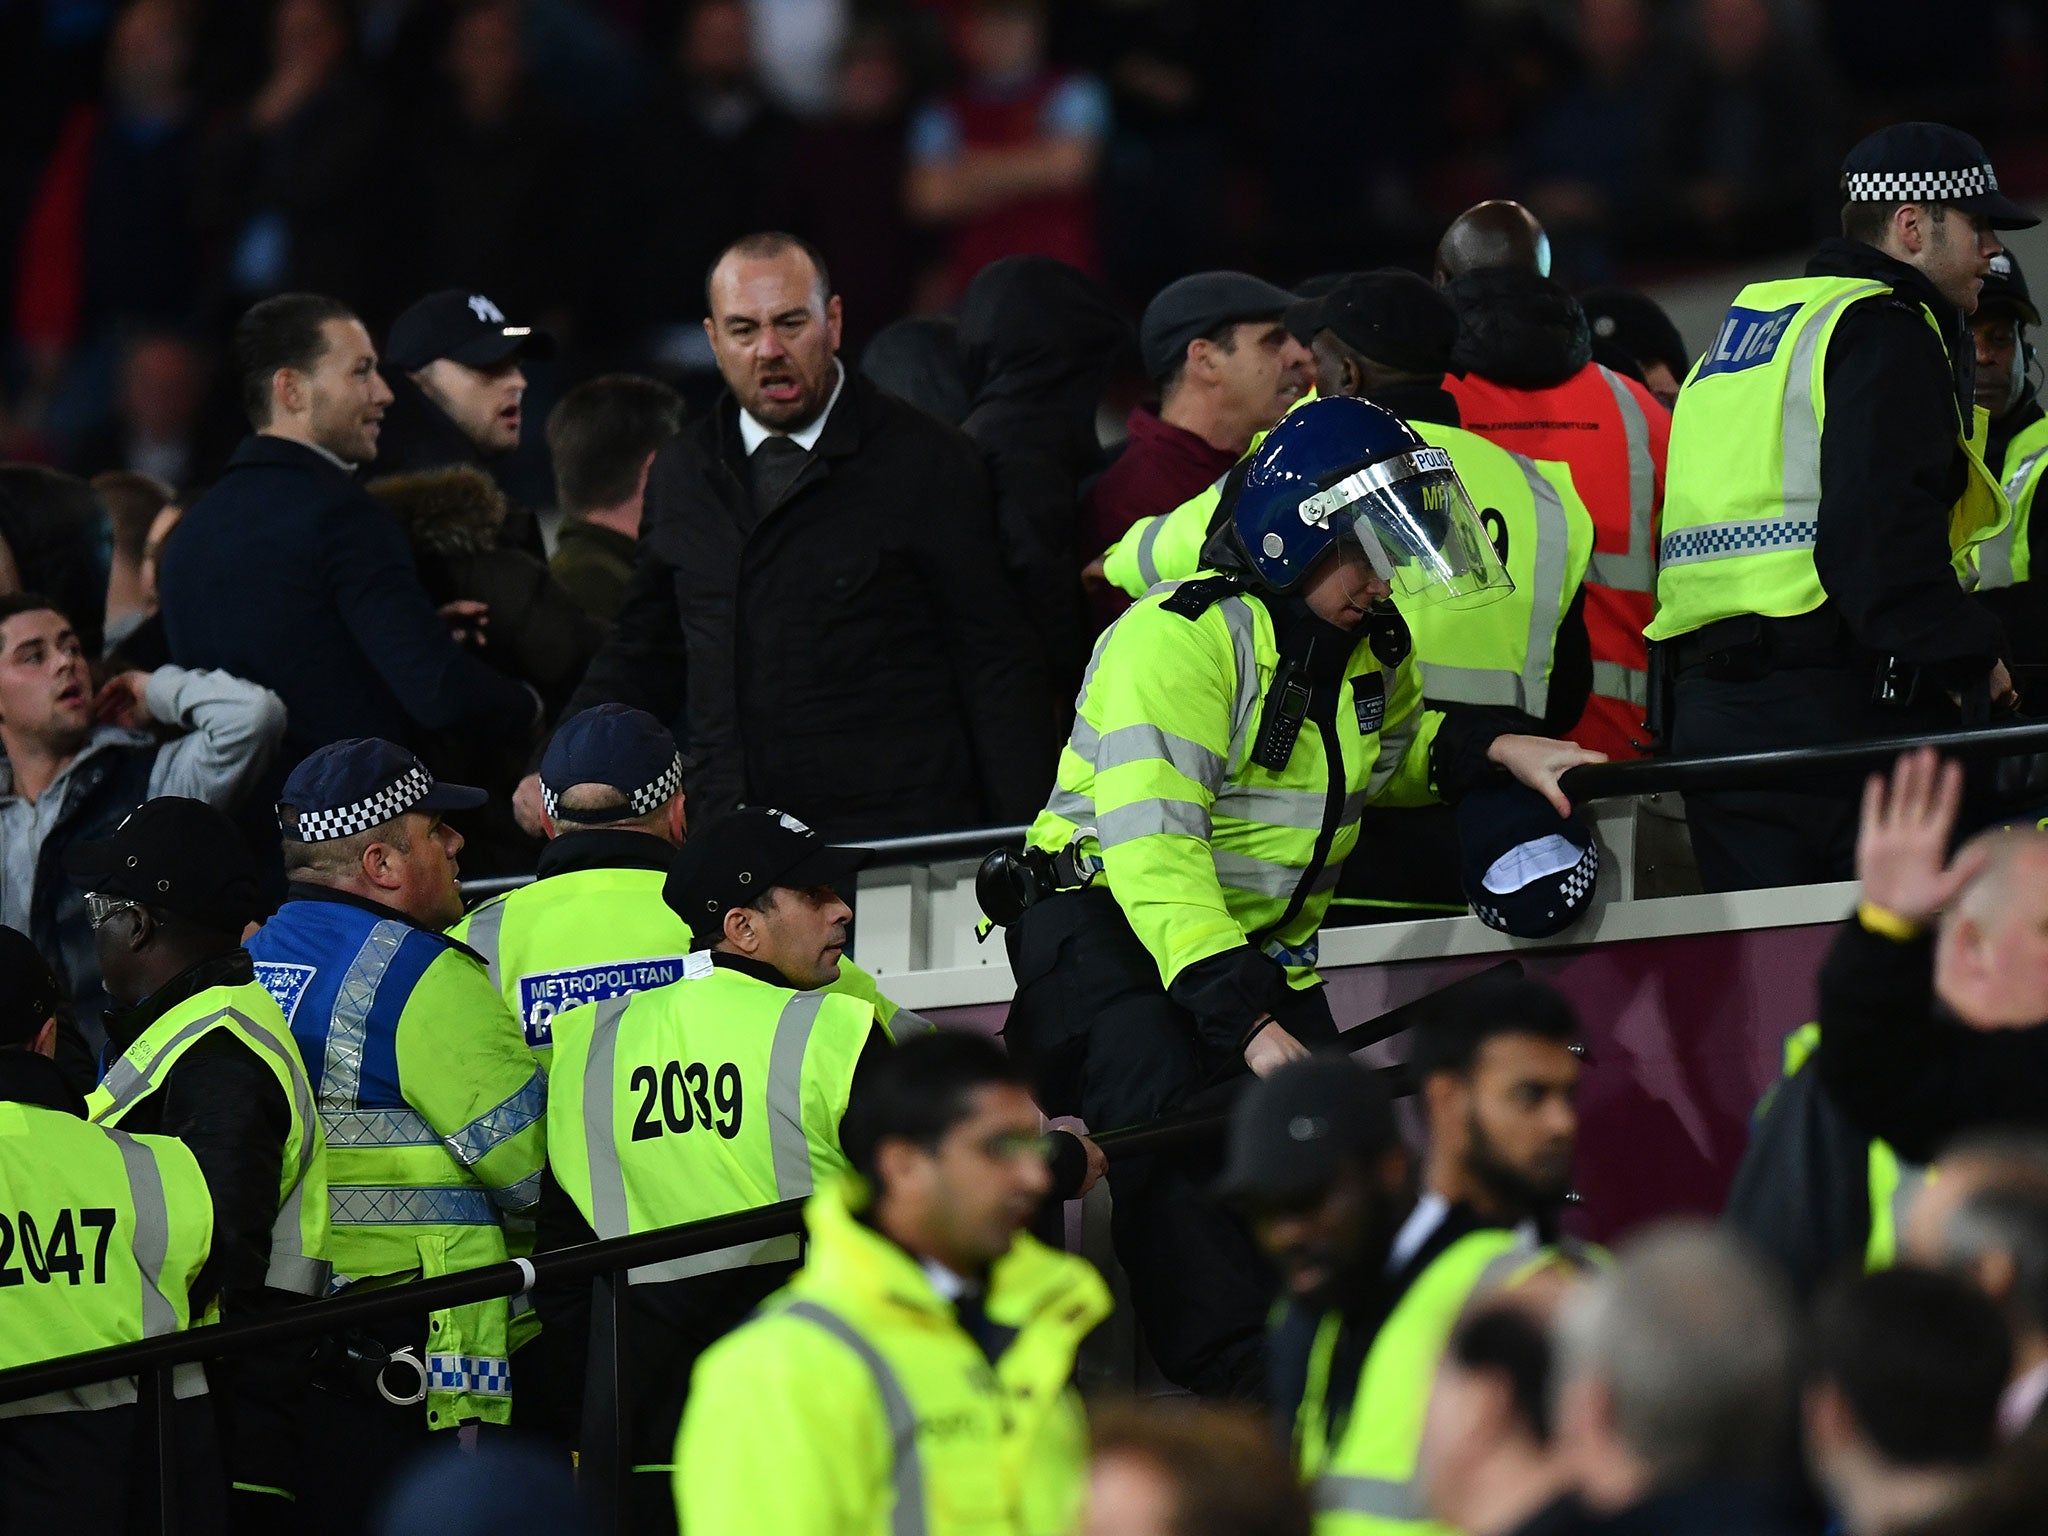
[630,1061,743,1141]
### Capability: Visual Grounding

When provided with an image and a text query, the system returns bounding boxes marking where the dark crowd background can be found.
[1,0,2045,507]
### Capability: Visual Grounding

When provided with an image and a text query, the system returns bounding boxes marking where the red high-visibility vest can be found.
[1448,364,1670,758]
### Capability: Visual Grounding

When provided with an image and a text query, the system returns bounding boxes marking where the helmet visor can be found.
[1301,446,1514,610]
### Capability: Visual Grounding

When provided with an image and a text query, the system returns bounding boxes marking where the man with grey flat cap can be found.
[1651,122,2041,892]
[1084,271,1311,596]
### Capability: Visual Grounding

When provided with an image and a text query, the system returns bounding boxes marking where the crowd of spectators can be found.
[3,0,2046,482]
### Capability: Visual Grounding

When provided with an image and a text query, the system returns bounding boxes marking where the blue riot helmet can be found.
[1205,396,1513,609]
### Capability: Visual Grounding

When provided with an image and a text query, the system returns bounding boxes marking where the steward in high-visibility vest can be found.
[0,926,217,1529]
[63,796,331,1518]
[677,1032,1112,1536]
[998,395,1603,1397]
[1434,199,1670,762]
[1969,249,2048,667]
[1220,1048,1587,1536]
[449,704,929,1069]
[1645,123,2036,893]
[248,739,546,1505]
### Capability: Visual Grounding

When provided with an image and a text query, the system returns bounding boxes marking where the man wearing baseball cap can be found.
[244,739,546,1525]
[1651,122,2039,892]
[452,704,924,1070]
[538,803,895,1529]
[0,923,221,1529]
[67,796,332,1526]
[1226,1039,1573,1533]
[374,288,556,483]
[1969,250,2048,665]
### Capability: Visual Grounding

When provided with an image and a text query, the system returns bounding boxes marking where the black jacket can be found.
[567,373,1057,838]
[1807,238,2006,680]
[1815,915,2048,1164]
[159,435,538,767]
[1375,380,1593,738]
[1446,269,1594,391]
[957,256,1132,698]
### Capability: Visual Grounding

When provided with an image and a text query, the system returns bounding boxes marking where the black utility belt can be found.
[976,843,1104,927]
[1670,613,1950,711]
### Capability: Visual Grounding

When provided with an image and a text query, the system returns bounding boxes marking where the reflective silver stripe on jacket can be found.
[1094,723,1227,787]
[1214,784,1366,832]
[324,1106,440,1147]
[1978,446,2048,588]
[782,1300,929,1536]
[1133,516,1169,589]
[1212,850,1341,900]
[96,1008,235,1117]
[881,1008,935,1040]
[107,1129,181,1339]
[767,993,828,1202]
[1217,594,1264,773]
[1316,1473,1422,1521]
[464,898,509,993]
[329,1184,502,1225]
[444,1069,547,1171]
[1589,659,1649,707]
[1586,365,1656,593]
[1096,798,1212,847]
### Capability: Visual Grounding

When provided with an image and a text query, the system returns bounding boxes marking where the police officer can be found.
[451,703,927,1068]
[246,740,546,1535]
[676,1031,1113,1536]
[1648,123,2038,892]
[0,925,220,1530]
[68,796,331,1529]
[1000,395,1601,1397]
[1108,271,1597,738]
[1969,250,2048,664]
[537,807,888,1530]
[1221,1026,1578,1536]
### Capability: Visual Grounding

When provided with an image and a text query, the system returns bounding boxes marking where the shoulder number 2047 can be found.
[630,1061,743,1141]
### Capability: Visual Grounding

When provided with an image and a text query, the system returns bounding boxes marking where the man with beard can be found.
[529,231,1053,839]
[1966,251,2048,665]
[1223,978,1582,1533]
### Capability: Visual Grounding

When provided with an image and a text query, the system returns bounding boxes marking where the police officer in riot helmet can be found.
[992,394,1602,1398]
[1971,250,2048,666]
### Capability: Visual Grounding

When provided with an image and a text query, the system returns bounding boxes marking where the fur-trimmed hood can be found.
[368,464,506,558]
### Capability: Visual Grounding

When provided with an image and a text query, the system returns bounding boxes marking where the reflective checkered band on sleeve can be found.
[1658,518,1819,568]
[427,1352,512,1397]
[284,766,433,842]
[541,753,685,822]
[1843,165,1996,204]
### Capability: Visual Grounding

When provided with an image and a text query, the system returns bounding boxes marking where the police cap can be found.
[384,289,558,372]
[1978,249,2040,327]
[64,796,262,931]
[1456,781,1599,939]
[1141,271,1300,381]
[279,739,486,843]
[539,704,685,826]
[1284,268,1458,377]
[664,807,870,932]
[1215,1052,1399,1210]
[1840,123,2039,230]
[0,926,62,1047]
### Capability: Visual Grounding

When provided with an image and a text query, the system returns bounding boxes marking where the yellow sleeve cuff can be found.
[1857,900,1924,942]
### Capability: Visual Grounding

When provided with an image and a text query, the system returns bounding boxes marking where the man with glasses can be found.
[68,795,331,1533]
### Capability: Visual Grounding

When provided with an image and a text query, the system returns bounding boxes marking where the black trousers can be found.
[1670,664,1955,892]
[1005,888,1337,1400]
[299,1314,434,1536]
[0,1394,223,1533]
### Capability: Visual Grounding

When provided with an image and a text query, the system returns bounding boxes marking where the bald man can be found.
[1902,1134,2048,1439]
[1817,749,2048,1168]
[1436,200,1669,765]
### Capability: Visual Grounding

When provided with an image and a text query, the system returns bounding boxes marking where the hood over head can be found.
[1445,268,1593,390]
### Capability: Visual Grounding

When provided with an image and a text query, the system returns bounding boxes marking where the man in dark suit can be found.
[524,233,1053,840]
[159,293,538,771]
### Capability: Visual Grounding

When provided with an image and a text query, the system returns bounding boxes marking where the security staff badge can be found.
[1351,673,1387,737]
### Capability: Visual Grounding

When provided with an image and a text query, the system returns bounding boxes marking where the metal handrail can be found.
[0,957,1514,1408]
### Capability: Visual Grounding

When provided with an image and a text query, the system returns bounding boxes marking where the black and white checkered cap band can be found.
[1843,165,1997,204]
[541,752,685,822]
[286,765,433,843]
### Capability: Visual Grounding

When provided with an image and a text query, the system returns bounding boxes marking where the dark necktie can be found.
[748,435,811,519]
